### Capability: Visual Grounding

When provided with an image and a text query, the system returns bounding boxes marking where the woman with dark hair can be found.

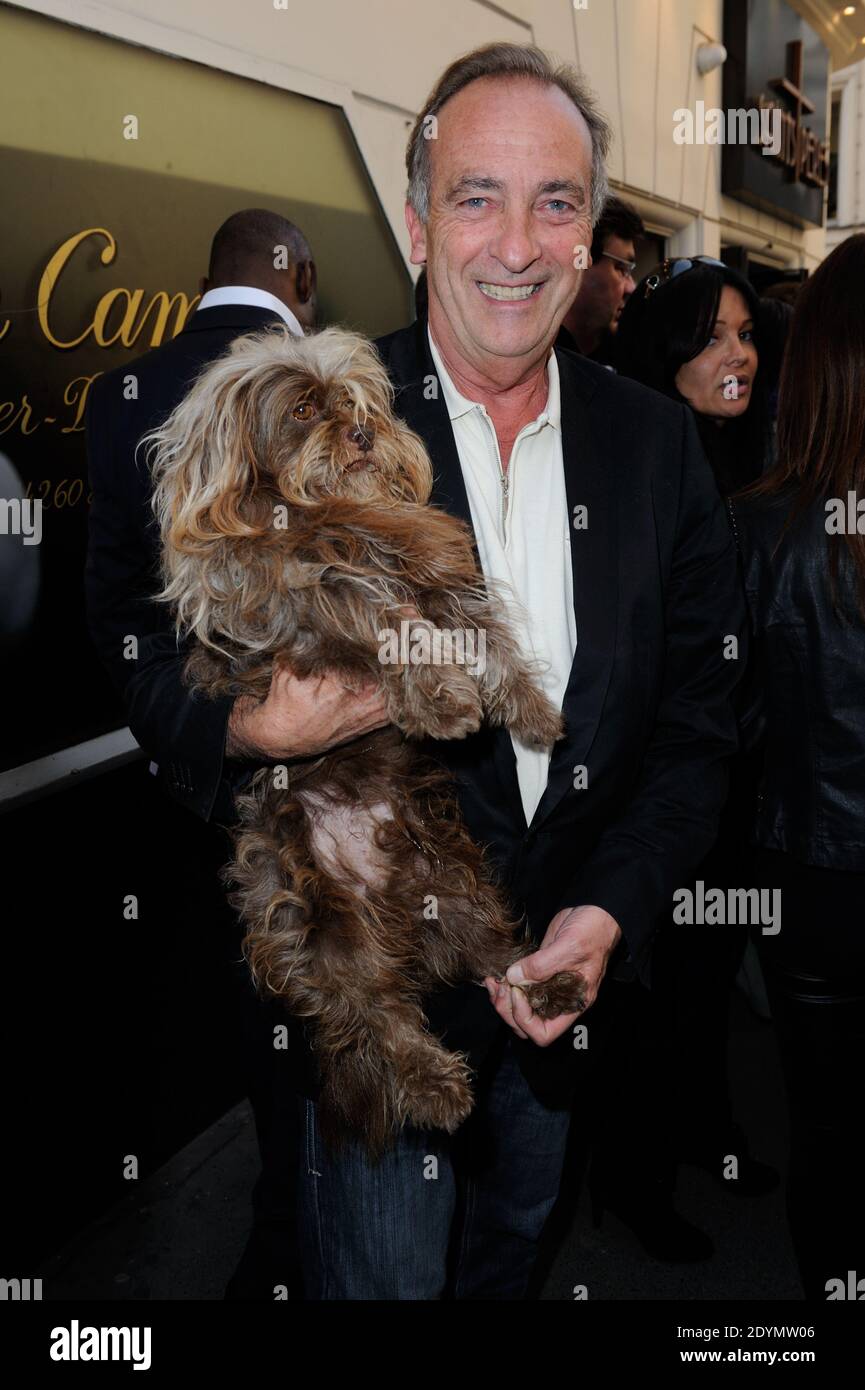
[615,257,769,493]
[732,233,865,1300]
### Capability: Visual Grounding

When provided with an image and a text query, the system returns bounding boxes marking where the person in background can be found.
[757,296,793,433]
[761,277,803,309]
[615,256,769,495]
[733,233,865,1300]
[196,211,316,332]
[85,206,317,1302]
[556,194,643,363]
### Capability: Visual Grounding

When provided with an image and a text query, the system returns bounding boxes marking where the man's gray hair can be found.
[406,43,611,227]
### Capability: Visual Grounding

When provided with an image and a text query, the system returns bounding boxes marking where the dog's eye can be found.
[291,401,316,422]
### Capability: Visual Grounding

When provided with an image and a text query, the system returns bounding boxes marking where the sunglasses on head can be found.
[643,256,727,298]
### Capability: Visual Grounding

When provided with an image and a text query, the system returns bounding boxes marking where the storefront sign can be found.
[723,0,830,226]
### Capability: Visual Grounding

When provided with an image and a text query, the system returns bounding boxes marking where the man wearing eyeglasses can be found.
[558,194,643,362]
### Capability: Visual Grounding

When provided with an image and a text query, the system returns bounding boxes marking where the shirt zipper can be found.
[500,464,510,540]
[481,405,515,544]
[488,419,511,543]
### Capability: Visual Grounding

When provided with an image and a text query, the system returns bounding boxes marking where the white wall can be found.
[14,0,825,270]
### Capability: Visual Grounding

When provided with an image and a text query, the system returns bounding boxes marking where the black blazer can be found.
[86,316,746,1084]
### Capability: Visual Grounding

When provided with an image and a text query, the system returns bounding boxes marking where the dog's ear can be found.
[391,418,434,504]
[150,357,271,532]
[142,347,272,632]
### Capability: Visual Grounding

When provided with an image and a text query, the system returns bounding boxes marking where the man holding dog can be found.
[95,44,746,1299]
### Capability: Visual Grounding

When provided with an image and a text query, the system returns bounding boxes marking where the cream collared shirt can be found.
[427,330,576,825]
[196,285,305,337]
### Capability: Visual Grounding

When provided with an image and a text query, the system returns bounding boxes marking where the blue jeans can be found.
[295,1032,574,1299]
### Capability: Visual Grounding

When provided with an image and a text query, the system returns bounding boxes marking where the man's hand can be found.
[484,905,622,1046]
[226,666,390,760]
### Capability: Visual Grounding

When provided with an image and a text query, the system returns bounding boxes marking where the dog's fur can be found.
[148,325,585,1154]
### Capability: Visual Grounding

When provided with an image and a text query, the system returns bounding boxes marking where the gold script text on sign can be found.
[32,228,197,350]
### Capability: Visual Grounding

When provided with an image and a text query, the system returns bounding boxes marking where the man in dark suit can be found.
[85,207,317,1300]
[88,48,746,1301]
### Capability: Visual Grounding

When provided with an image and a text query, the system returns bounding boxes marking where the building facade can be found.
[828,56,865,249]
[7,0,842,284]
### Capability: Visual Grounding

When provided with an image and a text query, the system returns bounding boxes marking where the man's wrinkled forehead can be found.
[429,76,593,195]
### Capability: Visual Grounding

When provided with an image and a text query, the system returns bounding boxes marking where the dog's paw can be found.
[519,970,587,1019]
[397,672,484,741]
[399,1050,475,1133]
[497,683,564,747]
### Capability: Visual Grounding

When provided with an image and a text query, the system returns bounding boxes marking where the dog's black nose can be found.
[346,423,375,453]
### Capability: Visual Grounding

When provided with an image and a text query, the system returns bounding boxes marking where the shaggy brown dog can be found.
[148,325,585,1153]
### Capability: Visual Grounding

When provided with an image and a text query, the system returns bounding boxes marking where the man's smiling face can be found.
[406,76,595,381]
